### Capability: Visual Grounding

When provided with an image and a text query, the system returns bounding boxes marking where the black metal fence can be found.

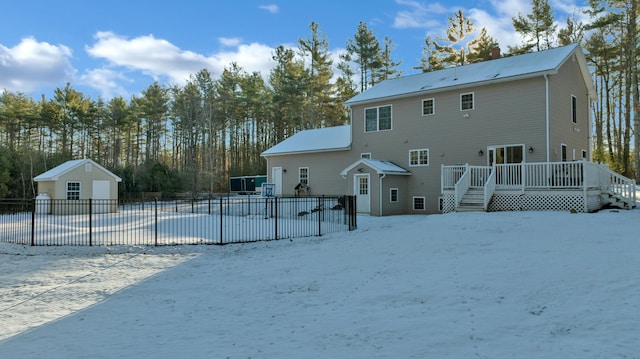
[0,195,357,246]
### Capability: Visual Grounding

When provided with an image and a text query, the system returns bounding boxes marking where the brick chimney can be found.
[491,47,501,60]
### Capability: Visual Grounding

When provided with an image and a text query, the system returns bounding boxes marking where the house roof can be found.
[34,159,122,182]
[340,159,411,176]
[261,125,351,156]
[345,43,594,106]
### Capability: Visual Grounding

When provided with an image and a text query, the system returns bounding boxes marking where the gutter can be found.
[545,74,550,162]
[379,173,386,216]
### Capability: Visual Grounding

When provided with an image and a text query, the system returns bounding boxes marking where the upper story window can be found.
[299,167,309,185]
[409,149,429,166]
[460,92,474,111]
[571,95,577,123]
[365,105,392,132]
[67,182,80,200]
[361,153,371,159]
[422,98,434,116]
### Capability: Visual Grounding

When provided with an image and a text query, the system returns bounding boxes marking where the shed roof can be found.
[340,159,411,176]
[345,43,594,105]
[34,159,122,182]
[261,125,351,156]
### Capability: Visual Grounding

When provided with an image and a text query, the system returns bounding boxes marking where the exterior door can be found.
[92,180,110,213]
[272,167,283,195]
[488,145,524,187]
[354,174,370,213]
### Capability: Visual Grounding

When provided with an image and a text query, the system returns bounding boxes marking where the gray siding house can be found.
[262,44,636,215]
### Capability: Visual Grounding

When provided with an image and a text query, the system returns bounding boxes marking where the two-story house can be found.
[262,44,636,215]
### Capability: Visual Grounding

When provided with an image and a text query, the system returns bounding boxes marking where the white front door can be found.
[92,180,110,213]
[354,174,370,213]
[272,167,283,195]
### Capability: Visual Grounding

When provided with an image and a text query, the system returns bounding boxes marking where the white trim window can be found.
[361,153,371,159]
[390,188,398,202]
[67,181,80,200]
[422,98,435,116]
[460,92,474,111]
[409,149,429,166]
[299,167,309,185]
[365,105,392,132]
[413,196,425,211]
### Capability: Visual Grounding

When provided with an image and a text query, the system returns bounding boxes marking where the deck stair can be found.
[600,190,637,210]
[456,189,487,212]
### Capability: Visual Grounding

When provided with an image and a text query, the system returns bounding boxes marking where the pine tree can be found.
[372,36,402,84]
[416,36,446,72]
[435,10,475,66]
[346,22,382,91]
[467,28,499,63]
[512,0,558,53]
[299,22,334,129]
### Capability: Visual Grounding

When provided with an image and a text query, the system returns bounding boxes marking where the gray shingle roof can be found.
[261,125,351,156]
[345,44,592,105]
[34,159,122,182]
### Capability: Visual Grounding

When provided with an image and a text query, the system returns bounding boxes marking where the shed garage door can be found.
[92,180,110,213]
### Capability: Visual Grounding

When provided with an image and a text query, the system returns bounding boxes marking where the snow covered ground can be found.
[0,207,638,358]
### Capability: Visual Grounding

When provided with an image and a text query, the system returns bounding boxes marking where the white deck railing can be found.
[443,161,636,208]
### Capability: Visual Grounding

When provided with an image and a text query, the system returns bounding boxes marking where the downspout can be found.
[379,173,386,216]
[544,74,550,163]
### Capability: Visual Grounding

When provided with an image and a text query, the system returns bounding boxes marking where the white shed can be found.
[33,159,122,214]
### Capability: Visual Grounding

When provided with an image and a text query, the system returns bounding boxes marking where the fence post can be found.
[89,198,93,246]
[219,197,223,244]
[31,199,36,246]
[348,195,357,231]
[275,196,278,240]
[317,196,321,236]
[154,199,158,246]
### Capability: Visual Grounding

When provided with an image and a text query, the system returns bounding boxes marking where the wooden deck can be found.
[441,161,637,213]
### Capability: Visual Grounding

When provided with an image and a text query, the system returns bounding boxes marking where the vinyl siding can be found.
[266,150,353,196]
[548,54,591,161]
[49,166,118,200]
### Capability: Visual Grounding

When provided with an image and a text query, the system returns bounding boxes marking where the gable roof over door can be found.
[345,43,594,106]
[34,159,122,182]
[340,159,411,176]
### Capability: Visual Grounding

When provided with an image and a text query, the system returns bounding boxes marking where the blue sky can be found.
[0,0,589,100]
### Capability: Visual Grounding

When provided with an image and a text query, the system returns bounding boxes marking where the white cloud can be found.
[211,42,277,76]
[79,68,130,99]
[0,37,75,92]
[468,8,521,49]
[219,37,242,47]
[83,31,279,97]
[86,31,211,85]
[392,0,452,29]
[259,4,279,14]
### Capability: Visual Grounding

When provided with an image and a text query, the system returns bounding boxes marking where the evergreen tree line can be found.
[0,0,638,199]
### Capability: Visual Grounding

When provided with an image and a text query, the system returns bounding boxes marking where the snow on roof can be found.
[34,159,122,182]
[261,125,351,156]
[346,44,590,105]
[340,158,411,176]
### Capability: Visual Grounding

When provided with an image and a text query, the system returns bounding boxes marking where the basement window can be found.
[413,196,425,211]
